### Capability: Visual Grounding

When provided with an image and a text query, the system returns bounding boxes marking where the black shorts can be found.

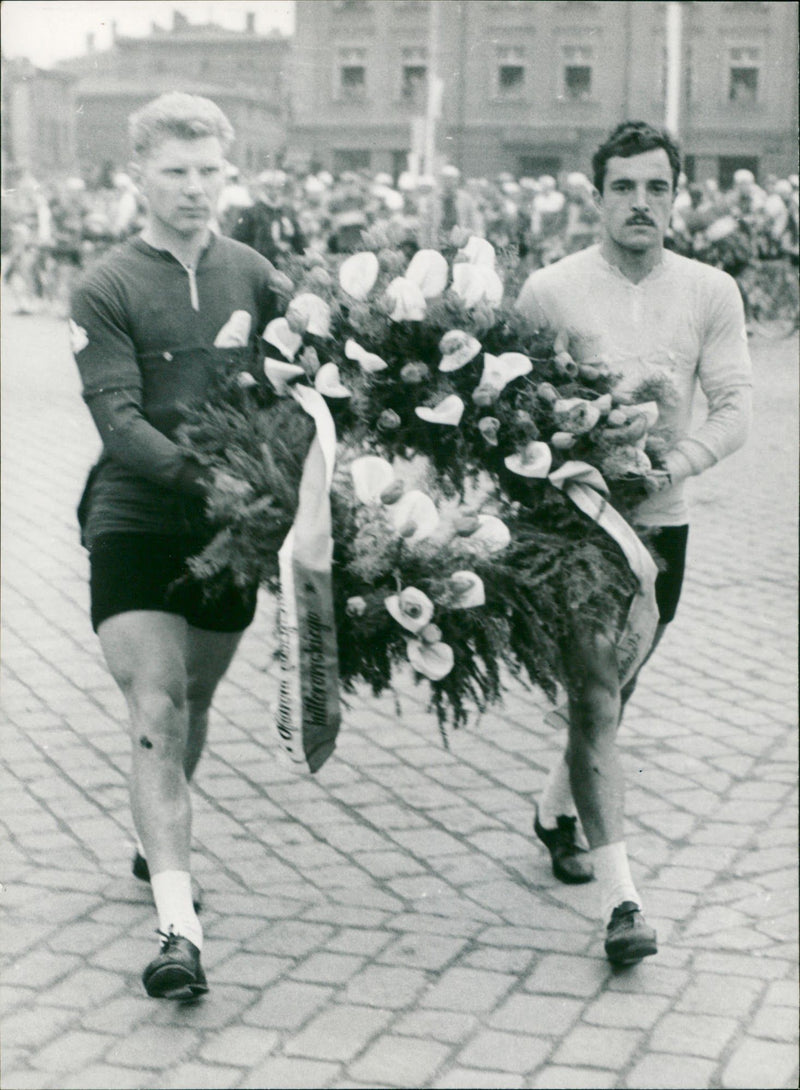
[89,532,258,634]
[648,524,689,625]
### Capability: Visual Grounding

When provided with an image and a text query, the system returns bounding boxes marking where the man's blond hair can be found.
[129,93,235,159]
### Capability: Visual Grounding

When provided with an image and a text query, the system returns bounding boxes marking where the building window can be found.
[561,44,593,101]
[728,46,760,103]
[496,47,526,99]
[401,47,427,105]
[338,49,367,99]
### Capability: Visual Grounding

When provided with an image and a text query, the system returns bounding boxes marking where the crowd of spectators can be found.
[3,158,798,319]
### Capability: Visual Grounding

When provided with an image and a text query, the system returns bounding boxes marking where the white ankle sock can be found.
[539,757,578,828]
[593,841,641,923]
[150,870,203,950]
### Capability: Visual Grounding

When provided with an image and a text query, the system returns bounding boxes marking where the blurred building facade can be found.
[1,58,78,183]
[290,0,799,185]
[2,10,291,185]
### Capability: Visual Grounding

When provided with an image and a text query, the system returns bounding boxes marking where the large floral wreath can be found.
[178,228,675,731]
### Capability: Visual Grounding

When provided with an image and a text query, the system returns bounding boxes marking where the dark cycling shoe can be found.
[132,853,203,913]
[534,805,594,884]
[142,931,209,1000]
[604,901,658,965]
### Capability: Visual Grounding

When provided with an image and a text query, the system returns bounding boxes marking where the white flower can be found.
[438,329,482,372]
[386,276,427,321]
[263,317,302,360]
[451,264,503,308]
[339,251,380,300]
[448,571,486,608]
[345,338,388,373]
[287,293,331,338]
[314,362,351,398]
[457,236,496,267]
[385,587,434,633]
[406,637,454,680]
[390,490,439,543]
[213,309,251,347]
[351,456,395,504]
[553,397,602,435]
[479,351,532,392]
[504,441,552,478]
[460,515,511,553]
[415,395,464,427]
[405,249,449,298]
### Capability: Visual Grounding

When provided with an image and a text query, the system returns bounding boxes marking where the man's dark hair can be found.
[592,121,682,194]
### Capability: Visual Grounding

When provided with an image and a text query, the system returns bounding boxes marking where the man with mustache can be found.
[70,93,282,999]
[515,121,752,964]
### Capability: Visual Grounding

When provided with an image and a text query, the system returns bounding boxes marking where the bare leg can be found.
[619,622,667,714]
[183,626,245,782]
[563,627,623,849]
[98,611,191,876]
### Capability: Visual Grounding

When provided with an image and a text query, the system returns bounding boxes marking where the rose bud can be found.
[400,361,429,385]
[551,431,577,449]
[536,382,559,404]
[345,596,367,617]
[454,510,481,535]
[378,248,407,276]
[377,409,401,432]
[555,353,580,379]
[398,519,418,538]
[380,480,405,505]
[472,383,499,408]
[398,588,425,616]
[478,417,500,446]
[419,623,442,645]
[606,408,627,426]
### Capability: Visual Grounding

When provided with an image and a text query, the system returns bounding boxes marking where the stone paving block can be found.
[529,1066,618,1088]
[342,964,429,1008]
[583,990,671,1029]
[290,950,366,984]
[721,1037,799,1089]
[58,1064,150,1089]
[675,972,763,1018]
[283,1003,394,1061]
[210,950,292,987]
[418,966,517,1013]
[764,980,799,1007]
[199,1026,280,1066]
[2,1004,77,1051]
[244,919,333,957]
[376,931,468,971]
[105,1025,201,1068]
[749,1005,800,1042]
[3,949,82,989]
[523,954,606,998]
[649,1010,739,1059]
[693,951,788,979]
[161,1062,246,1088]
[623,1053,717,1089]
[457,1028,551,1073]
[489,993,583,1037]
[239,1057,341,1089]
[79,995,151,1035]
[242,979,333,1029]
[551,1024,641,1069]
[29,1030,111,1074]
[326,928,393,957]
[348,1035,452,1087]
[432,1067,525,1089]
[392,1009,478,1043]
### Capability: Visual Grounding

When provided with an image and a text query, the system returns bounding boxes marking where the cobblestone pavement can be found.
[1,304,797,1090]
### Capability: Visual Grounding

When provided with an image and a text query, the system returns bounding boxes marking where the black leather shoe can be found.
[132,853,203,913]
[604,901,658,965]
[142,931,209,1000]
[534,806,594,884]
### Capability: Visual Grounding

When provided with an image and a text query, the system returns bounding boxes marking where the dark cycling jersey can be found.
[71,234,280,547]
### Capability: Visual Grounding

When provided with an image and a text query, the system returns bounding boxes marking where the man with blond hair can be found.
[71,92,282,999]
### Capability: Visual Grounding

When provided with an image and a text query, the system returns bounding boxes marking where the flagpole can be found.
[664,1,683,136]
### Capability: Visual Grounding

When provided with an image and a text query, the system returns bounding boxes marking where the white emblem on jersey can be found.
[69,319,89,354]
